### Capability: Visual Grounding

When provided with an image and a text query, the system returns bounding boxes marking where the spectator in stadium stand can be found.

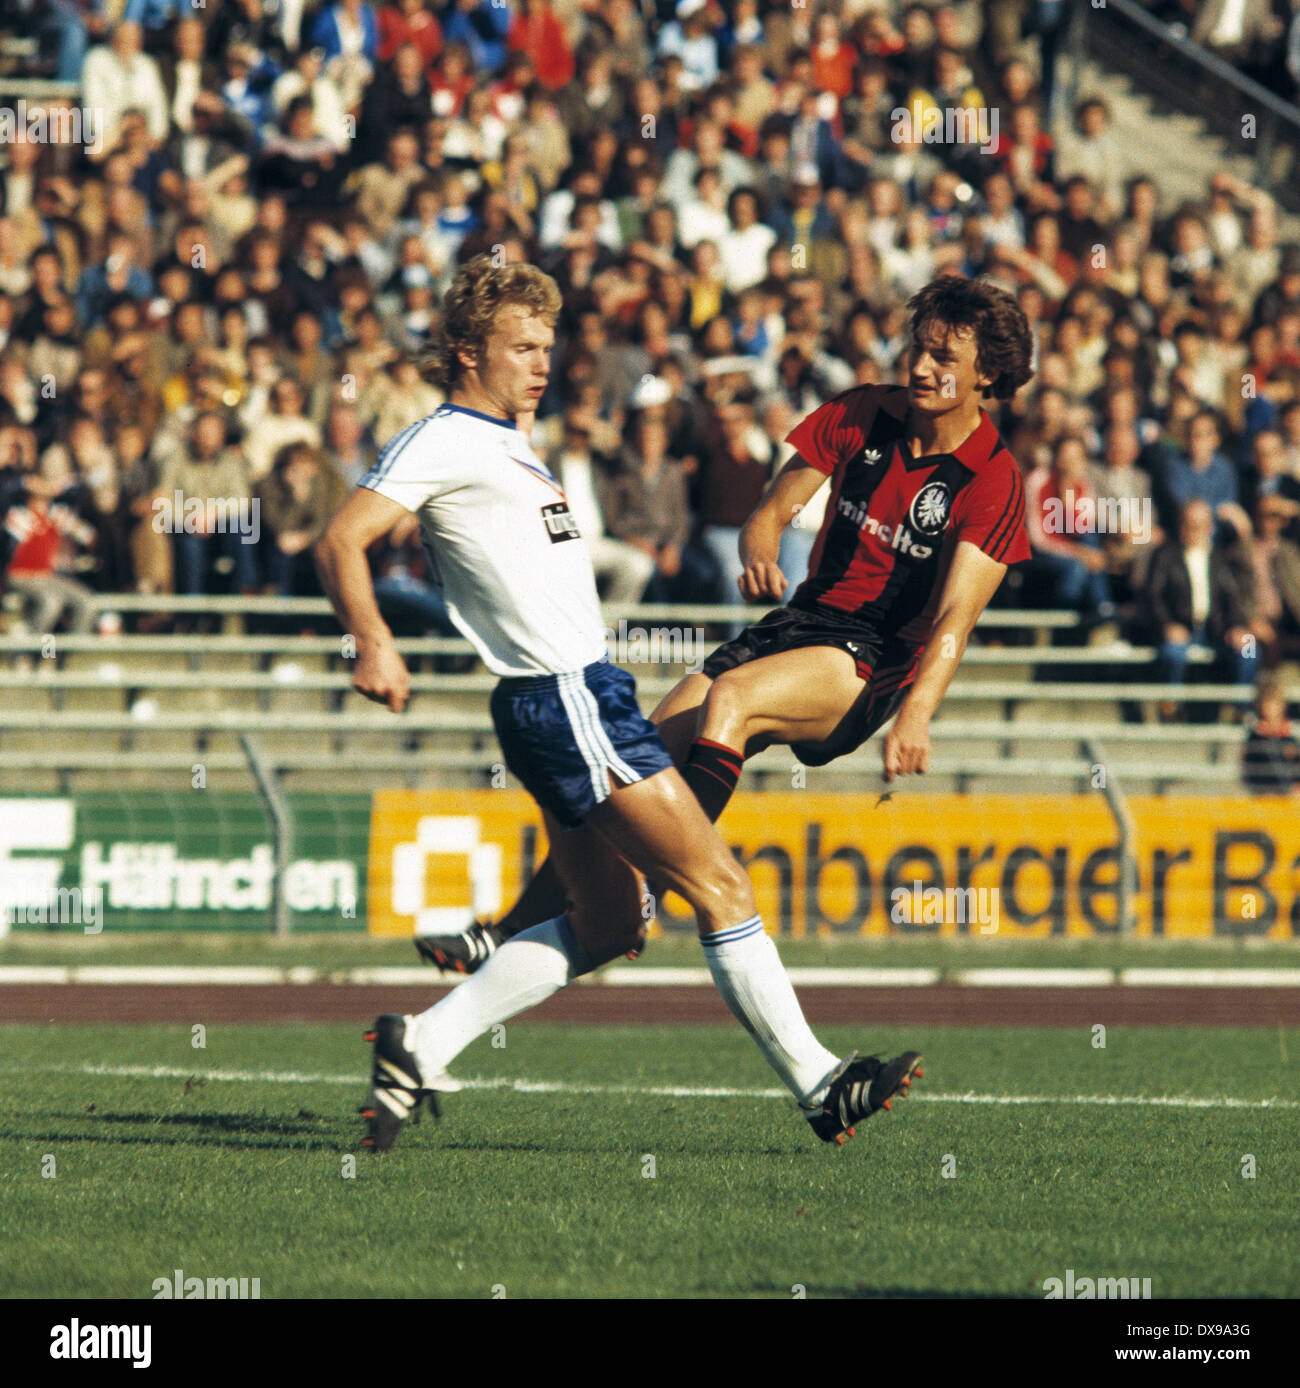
[660,117,753,210]
[120,0,184,53]
[1023,434,1116,627]
[604,397,703,603]
[353,128,428,243]
[1156,407,1251,543]
[27,293,82,387]
[256,97,346,212]
[716,187,776,296]
[377,0,443,70]
[1089,424,1163,602]
[992,101,1056,212]
[656,0,722,93]
[81,21,170,150]
[310,0,379,65]
[159,15,221,135]
[256,442,348,597]
[243,375,322,483]
[810,9,857,99]
[1191,0,1286,75]
[271,45,352,157]
[1,435,98,635]
[1142,498,1258,715]
[73,229,153,330]
[555,48,625,146]
[678,166,729,253]
[1255,244,1300,328]
[1056,176,1109,269]
[695,393,775,610]
[37,412,128,591]
[363,357,443,450]
[61,367,116,447]
[156,410,258,595]
[1277,397,1300,476]
[1242,682,1300,795]
[551,409,654,605]
[217,43,280,139]
[38,0,105,84]
[439,0,510,75]
[506,0,574,92]
[1054,97,1126,220]
[354,42,434,165]
[117,419,173,598]
[429,40,474,117]
[1241,428,1300,531]
[1246,493,1300,668]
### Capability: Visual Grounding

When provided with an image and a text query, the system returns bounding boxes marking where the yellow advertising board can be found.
[367,791,1300,939]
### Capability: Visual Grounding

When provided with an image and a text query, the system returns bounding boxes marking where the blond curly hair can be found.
[422,255,563,386]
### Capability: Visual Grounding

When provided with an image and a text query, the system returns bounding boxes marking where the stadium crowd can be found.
[0,0,1299,732]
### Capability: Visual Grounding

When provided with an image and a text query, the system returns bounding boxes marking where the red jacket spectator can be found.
[507,0,574,91]
[5,497,93,578]
[377,0,443,68]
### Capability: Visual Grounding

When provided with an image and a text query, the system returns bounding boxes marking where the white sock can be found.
[701,915,840,1105]
[410,915,592,1078]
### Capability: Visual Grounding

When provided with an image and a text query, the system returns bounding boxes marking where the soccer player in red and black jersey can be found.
[421,274,1034,972]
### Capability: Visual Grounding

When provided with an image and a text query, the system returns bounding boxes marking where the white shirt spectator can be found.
[719,221,777,293]
[82,42,170,145]
[1185,543,1212,625]
[677,196,729,251]
[537,189,623,252]
[272,71,351,153]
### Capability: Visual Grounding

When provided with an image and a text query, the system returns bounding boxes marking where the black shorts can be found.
[699,604,922,767]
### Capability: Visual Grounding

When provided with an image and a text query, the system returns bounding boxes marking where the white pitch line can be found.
[40,1062,1300,1112]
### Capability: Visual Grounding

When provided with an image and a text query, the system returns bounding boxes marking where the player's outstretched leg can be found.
[585,768,922,1145]
[801,1051,925,1146]
[359,1014,463,1152]
[412,680,712,974]
[365,815,646,1151]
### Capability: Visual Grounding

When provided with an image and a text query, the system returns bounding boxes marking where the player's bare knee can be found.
[701,671,754,743]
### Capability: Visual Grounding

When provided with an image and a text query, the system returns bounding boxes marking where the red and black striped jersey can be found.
[785,384,1029,648]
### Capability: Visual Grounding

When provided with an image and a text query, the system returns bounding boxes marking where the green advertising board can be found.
[0,793,369,932]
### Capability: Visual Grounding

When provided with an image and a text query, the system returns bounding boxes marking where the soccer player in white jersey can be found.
[316,255,921,1152]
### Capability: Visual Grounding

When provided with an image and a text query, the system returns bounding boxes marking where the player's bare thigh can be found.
[540,808,646,966]
[647,670,713,760]
[699,645,867,751]
[586,766,756,935]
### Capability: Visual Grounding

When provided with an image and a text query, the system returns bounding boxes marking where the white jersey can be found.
[359,403,608,677]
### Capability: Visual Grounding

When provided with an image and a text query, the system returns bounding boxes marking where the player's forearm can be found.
[898,611,974,724]
[739,507,785,567]
[315,534,393,649]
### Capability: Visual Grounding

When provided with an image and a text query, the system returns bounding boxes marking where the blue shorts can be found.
[490,657,674,828]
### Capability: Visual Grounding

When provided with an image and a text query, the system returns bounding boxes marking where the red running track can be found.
[3,984,1298,1026]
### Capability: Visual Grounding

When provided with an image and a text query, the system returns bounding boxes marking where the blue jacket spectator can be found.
[310,1,380,63]
[440,0,511,75]
[122,0,183,41]
[75,244,154,331]
[1158,409,1244,542]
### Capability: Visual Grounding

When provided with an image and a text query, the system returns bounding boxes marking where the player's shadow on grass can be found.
[14,1110,352,1152]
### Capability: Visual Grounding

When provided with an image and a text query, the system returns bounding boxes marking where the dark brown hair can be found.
[906,274,1035,400]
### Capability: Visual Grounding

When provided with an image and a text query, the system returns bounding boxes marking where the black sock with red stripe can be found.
[682,738,743,822]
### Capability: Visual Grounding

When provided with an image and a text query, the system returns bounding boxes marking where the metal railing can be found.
[1068,0,1300,205]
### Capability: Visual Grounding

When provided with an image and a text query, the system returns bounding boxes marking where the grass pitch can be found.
[2,1022,1297,1298]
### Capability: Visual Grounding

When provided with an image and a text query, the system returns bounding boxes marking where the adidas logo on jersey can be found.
[861,447,882,466]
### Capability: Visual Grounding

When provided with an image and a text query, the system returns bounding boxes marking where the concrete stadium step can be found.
[1064,59,1300,233]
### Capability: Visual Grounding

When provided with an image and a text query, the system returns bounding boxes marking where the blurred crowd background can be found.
[0,0,1298,748]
